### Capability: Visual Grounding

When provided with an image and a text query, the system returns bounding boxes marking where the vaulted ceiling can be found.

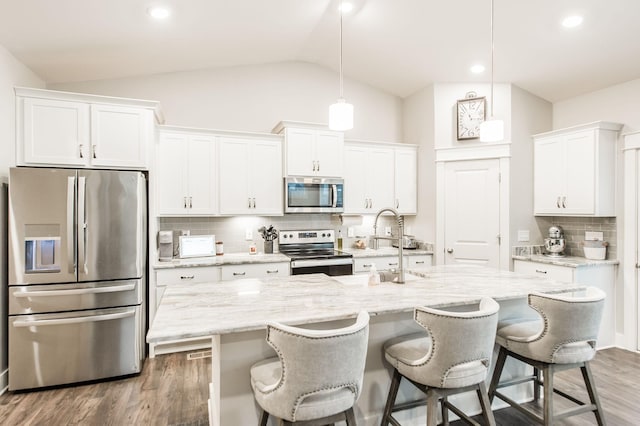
[1,0,638,102]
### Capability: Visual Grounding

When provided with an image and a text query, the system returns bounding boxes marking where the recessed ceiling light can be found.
[339,2,354,14]
[470,64,485,74]
[562,15,583,28]
[148,6,171,20]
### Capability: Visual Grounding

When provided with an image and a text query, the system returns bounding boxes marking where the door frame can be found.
[435,143,510,269]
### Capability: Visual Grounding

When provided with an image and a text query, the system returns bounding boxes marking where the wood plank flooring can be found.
[0,347,638,425]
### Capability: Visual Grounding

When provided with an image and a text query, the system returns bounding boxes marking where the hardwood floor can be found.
[0,347,638,425]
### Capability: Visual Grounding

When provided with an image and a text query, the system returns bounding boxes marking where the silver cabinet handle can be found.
[180,275,195,280]
[415,261,425,264]
[92,144,97,158]
[317,160,320,172]
[184,197,188,208]
[446,248,454,254]
[388,262,399,266]
[233,272,246,276]
[396,199,399,209]
[252,198,256,208]
[363,264,373,268]
[557,196,561,208]
[189,197,193,209]
[562,196,567,208]
[248,198,252,208]
[312,161,317,172]
[79,144,84,158]
[266,270,279,274]
[535,269,547,274]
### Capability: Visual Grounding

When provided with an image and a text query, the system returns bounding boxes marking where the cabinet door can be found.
[564,130,596,215]
[91,105,150,169]
[285,128,315,176]
[187,135,217,215]
[343,145,369,214]
[394,148,417,214]
[218,138,251,214]
[315,131,344,177]
[22,98,89,166]
[367,147,395,211]
[250,139,283,215]
[156,133,189,215]
[534,137,564,214]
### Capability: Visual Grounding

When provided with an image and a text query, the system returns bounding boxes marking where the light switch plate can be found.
[517,230,530,242]
[181,229,190,236]
[245,228,253,240]
[585,231,603,241]
[384,226,392,236]
[347,227,355,237]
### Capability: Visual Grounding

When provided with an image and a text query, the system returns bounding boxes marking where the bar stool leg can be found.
[426,388,439,426]
[345,407,357,426]
[259,409,269,426]
[441,396,449,426]
[381,369,402,426]
[533,367,541,402]
[581,363,606,426]
[543,365,554,426]
[488,346,507,403]
[477,381,496,426]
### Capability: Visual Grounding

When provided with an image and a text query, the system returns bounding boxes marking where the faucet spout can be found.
[372,207,405,284]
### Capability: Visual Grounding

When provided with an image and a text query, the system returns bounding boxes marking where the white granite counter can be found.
[345,247,432,258]
[512,254,619,267]
[153,252,290,269]
[147,264,583,344]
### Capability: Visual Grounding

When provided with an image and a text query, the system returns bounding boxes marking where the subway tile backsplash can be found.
[535,216,617,259]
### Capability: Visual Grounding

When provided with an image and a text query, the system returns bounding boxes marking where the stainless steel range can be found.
[279,229,353,276]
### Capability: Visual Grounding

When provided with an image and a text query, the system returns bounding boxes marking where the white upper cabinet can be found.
[533,121,622,216]
[156,129,217,216]
[344,141,417,215]
[273,122,343,177]
[16,87,160,170]
[218,136,283,215]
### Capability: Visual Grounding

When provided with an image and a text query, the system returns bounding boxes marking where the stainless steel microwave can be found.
[285,177,344,213]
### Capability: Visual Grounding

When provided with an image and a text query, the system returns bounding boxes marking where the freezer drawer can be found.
[9,279,142,315]
[9,305,144,390]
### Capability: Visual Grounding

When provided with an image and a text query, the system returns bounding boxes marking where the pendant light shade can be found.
[329,0,353,131]
[480,0,503,142]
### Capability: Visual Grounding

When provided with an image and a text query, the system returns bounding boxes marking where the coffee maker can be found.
[544,225,566,257]
[158,231,174,261]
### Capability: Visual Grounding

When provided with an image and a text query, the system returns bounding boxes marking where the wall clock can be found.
[456,95,486,140]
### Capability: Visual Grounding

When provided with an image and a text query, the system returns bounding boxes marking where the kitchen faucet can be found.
[372,207,405,284]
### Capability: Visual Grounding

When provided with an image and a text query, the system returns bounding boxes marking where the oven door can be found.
[285,177,344,213]
[290,257,353,276]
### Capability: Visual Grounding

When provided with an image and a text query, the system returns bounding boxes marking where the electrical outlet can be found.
[347,227,355,237]
[181,230,190,236]
[517,230,529,242]
[384,226,392,236]
[245,228,253,240]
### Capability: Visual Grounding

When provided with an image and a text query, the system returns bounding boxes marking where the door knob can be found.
[446,248,454,254]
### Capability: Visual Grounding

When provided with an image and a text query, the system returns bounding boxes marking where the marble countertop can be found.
[153,253,290,269]
[512,254,619,267]
[147,264,583,343]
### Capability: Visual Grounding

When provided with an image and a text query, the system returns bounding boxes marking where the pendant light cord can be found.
[489,0,495,117]
[339,0,344,98]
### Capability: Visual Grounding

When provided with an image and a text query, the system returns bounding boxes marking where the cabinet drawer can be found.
[354,256,401,273]
[156,266,220,286]
[513,260,574,283]
[220,262,290,281]
[407,255,432,268]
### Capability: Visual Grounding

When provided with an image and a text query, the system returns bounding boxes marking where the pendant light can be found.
[329,0,354,131]
[480,0,504,142]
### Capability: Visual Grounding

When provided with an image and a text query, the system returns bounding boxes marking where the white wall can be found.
[49,61,403,142]
[0,43,44,393]
[403,85,436,243]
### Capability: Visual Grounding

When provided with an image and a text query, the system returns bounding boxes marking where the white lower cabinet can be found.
[513,259,616,348]
[354,254,432,273]
[220,262,290,281]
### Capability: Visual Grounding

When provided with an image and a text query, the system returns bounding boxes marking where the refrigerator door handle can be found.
[12,309,136,327]
[78,176,87,274]
[12,283,136,298]
[66,176,76,274]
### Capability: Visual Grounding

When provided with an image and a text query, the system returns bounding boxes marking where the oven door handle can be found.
[291,258,353,268]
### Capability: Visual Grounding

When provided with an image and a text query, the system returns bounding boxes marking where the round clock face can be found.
[457,97,486,140]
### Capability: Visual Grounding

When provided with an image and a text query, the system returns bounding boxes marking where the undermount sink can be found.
[334,273,421,286]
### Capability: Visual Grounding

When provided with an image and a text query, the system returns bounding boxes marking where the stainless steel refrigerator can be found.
[7,167,147,390]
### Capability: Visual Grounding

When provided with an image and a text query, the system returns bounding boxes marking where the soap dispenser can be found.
[368,263,380,286]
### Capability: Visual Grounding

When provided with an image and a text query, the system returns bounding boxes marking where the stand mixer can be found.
[544,225,566,257]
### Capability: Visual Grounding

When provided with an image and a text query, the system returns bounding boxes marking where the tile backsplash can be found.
[535,216,617,259]
[157,214,412,256]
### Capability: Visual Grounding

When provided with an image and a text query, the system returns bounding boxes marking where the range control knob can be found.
[289,234,293,239]
[321,233,326,237]
[282,234,287,239]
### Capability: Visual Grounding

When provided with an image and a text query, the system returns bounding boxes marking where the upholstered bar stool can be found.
[381,297,500,426]
[250,310,369,426]
[488,287,606,425]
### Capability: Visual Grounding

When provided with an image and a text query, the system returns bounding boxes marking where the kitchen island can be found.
[147,264,585,426]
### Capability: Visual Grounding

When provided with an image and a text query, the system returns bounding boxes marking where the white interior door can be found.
[443,159,500,267]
